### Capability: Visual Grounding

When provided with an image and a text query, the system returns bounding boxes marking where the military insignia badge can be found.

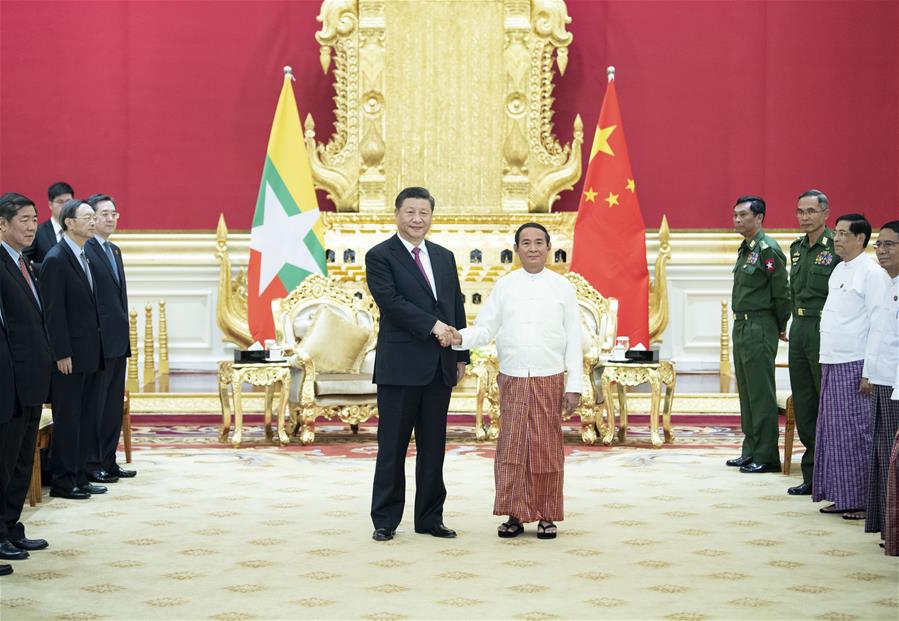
[815,252,833,266]
[760,241,770,250]
[764,258,775,272]
[747,251,759,265]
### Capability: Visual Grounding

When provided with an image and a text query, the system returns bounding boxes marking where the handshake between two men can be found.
[432,320,462,348]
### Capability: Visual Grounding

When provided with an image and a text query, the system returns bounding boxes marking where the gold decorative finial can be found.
[143,304,155,390]
[127,309,139,392]
[158,300,169,377]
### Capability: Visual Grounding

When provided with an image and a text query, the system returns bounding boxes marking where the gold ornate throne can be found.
[272,274,379,444]
[215,0,671,431]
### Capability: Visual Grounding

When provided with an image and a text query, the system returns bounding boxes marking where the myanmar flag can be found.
[570,74,650,348]
[247,71,327,344]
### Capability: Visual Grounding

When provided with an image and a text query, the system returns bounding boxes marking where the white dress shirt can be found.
[864,273,899,386]
[51,218,63,242]
[453,268,583,393]
[820,252,889,365]
[396,234,437,299]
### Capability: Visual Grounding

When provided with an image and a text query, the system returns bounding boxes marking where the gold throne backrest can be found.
[566,272,618,356]
[272,274,379,374]
[309,0,582,213]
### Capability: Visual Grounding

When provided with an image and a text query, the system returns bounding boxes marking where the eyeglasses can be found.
[833,230,855,239]
[97,211,120,220]
[73,215,97,223]
[873,240,897,250]
[795,208,825,217]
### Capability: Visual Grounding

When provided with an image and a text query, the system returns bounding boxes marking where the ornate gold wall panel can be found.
[308,0,581,213]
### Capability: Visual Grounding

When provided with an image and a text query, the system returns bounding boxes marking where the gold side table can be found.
[218,361,292,448]
[600,360,676,448]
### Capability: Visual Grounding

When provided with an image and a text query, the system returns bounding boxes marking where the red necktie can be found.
[411,247,433,292]
[18,255,39,302]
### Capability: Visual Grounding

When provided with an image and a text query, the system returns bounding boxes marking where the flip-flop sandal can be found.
[841,510,865,520]
[819,504,843,514]
[537,521,557,540]
[498,520,524,538]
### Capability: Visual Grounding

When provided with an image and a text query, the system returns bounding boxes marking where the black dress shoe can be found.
[740,462,781,474]
[787,482,812,495]
[415,524,457,538]
[109,465,136,478]
[0,541,29,560]
[372,528,395,541]
[726,456,753,467]
[49,486,91,500]
[0,564,11,576]
[80,483,107,495]
[9,537,48,551]
[88,470,119,484]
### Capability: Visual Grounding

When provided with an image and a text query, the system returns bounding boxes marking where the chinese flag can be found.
[570,76,650,347]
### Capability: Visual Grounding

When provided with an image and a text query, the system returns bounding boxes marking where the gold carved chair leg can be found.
[600,375,615,446]
[231,380,245,448]
[784,396,795,476]
[28,440,41,507]
[123,390,132,463]
[662,376,676,444]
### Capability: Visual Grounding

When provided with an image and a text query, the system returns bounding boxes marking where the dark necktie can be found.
[18,255,41,307]
[411,247,433,295]
[79,250,94,292]
[104,241,120,284]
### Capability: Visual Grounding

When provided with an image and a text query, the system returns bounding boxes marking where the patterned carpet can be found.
[3,433,897,620]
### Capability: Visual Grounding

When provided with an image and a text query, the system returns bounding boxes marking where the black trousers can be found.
[88,357,126,472]
[371,368,452,531]
[0,402,41,541]
[50,370,102,490]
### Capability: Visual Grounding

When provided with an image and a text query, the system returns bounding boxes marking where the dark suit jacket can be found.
[85,237,131,359]
[22,219,58,273]
[0,295,15,424]
[0,250,53,407]
[366,234,469,386]
[39,241,104,373]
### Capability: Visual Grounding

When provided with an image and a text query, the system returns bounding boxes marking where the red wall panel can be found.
[1,1,896,231]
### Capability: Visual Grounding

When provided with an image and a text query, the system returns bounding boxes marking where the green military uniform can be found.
[788,228,840,484]
[732,229,790,466]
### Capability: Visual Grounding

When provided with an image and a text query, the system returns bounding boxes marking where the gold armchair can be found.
[473,272,618,444]
[272,275,379,444]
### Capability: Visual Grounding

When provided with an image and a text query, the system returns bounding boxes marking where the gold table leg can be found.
[616,383,628,443]
[276,379,290,446]
[601,374,615,446]
[218,371,233,444]
[232,379,244,448]
[648,372,663,448]
[263,385,275,442]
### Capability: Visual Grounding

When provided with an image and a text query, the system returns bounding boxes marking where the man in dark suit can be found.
[0,192,53,560]
[84,194,134,482]
[366,187,469,541]
[40,199,106,500]
[0,264,17,576]
[23,181,74,272]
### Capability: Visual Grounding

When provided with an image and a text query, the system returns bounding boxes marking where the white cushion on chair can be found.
[776,391,791,411]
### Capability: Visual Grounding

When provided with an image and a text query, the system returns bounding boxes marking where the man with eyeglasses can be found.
[23,182,74,272]
[785,189,841,496]
[84,194,135,483]
[864,221,899,545]
[40,199,107,500]
[814,213,889,520]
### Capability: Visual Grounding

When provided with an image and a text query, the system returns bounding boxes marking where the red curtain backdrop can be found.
[1,1,896,231]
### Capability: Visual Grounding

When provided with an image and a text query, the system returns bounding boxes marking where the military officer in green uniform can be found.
[727,195,790,473]
[785,189,840,495]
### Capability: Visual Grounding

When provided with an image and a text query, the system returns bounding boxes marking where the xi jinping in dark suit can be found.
[40,200,106,499]
[366,187,469,541]
[84,194,134,481]
[0,192,53,554]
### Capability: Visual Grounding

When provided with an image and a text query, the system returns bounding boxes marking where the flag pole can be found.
[607,65,615,83]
